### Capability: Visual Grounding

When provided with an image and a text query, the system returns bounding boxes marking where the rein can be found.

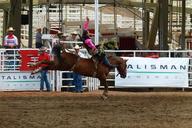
[116,65,120,77]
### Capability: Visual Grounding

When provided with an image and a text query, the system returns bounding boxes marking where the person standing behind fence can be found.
[4,27,18,48]
[68,31,80,46]
[38,46,51,92]
[3,27,19,69]
[73,45,84,93]
[35,28,43,48]
[61,33,73,49]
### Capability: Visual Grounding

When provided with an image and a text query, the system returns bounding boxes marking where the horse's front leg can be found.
[100,78,108,100]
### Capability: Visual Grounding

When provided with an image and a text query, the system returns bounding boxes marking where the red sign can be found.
[19,50,39,71]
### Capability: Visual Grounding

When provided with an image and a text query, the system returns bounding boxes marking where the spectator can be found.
[57,31,63,40]
[42,27,48,34]
[4,27,18,48]
[61,33,73,49]
[68,31,80,47]
[4,27,19,70]
[61,33,69,42]
[38,46,51,92]
[73,45,84,93]
[35,28,43,48]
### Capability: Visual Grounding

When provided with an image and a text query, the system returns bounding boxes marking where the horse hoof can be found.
[101,95,108,100]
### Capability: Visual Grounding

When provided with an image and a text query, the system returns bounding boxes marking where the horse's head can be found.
[116,58,127,78]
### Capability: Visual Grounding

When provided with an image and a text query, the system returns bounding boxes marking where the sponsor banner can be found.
[115,57,189,87]
[0,72,41,91]
[19,50,39,71]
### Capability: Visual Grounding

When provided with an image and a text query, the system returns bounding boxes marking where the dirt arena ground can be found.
[0,90,192,128]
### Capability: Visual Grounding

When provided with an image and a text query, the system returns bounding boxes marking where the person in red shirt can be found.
[38,46,51,92]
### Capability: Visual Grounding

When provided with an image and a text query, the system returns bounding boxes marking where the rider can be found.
[82,30,116,68]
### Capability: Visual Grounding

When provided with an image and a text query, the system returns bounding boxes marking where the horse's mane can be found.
[52,44,63,62]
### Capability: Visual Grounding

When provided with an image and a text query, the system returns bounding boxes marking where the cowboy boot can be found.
[102,56,116,68]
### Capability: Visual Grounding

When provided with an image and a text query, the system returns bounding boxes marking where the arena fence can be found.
[0,48,192,91]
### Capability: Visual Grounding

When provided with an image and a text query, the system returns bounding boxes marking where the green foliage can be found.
[99,38,118,50]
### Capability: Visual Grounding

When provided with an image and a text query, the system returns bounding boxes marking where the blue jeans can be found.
[40,70,50,91]
[73,73,83,92]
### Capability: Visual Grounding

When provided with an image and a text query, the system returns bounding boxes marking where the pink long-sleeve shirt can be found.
[84,39,96,49]
[83,20,89,30]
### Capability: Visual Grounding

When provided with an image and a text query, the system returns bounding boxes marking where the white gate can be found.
[56,71,100,92]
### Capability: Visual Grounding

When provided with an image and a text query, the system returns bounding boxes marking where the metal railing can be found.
[0,48,21,71]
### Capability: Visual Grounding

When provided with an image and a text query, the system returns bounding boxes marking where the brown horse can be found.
[32,44,127,99]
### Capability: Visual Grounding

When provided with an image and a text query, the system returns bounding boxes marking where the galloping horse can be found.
[31,44,127,99]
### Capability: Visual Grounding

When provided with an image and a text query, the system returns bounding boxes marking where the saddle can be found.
[83,43,107,68]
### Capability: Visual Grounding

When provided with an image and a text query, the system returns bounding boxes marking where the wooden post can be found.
[8,0,21,47]
[28,0,33,48]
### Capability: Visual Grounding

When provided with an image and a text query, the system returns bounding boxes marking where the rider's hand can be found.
[29,63,35,67]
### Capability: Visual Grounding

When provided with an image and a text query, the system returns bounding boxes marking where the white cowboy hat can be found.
[7,27,15,32]
[71,31,78,35]
[62,33,69,37]
[57,31,63,35]
[74,44,80,49]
